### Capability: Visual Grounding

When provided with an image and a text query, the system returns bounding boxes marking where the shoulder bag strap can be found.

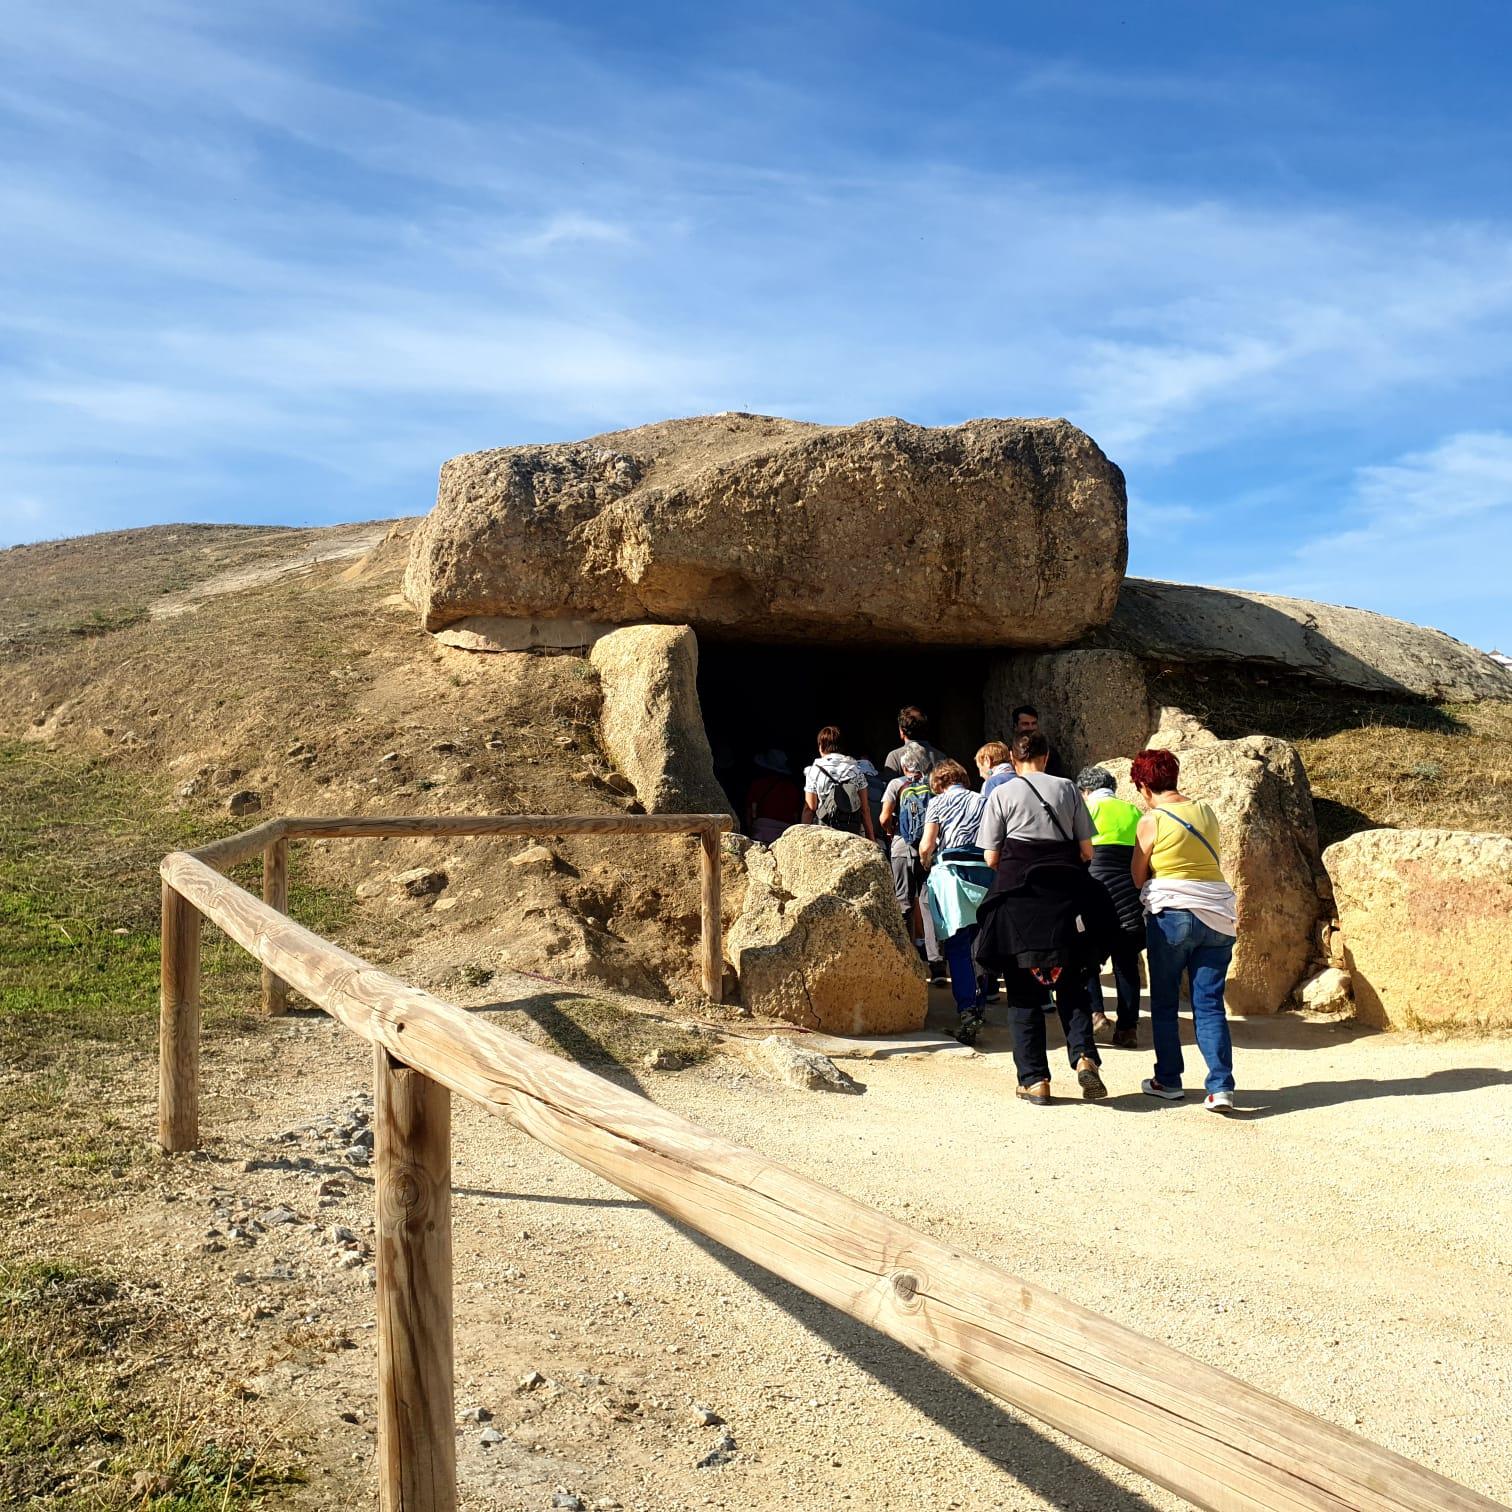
[1154,806,1222,865]
[1012,773,1073,844]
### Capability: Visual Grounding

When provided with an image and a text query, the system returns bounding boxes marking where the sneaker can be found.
[1141,1078,1184,1102]
[928,963,949,987]
[1205,1090,1235,1114]
[954,1011,984,1047]
[1076,1056,1108,1101]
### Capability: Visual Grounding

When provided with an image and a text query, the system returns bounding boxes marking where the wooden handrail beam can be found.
[189,817,290,872]
[157,848,1502,1512]
[272,813,731,843]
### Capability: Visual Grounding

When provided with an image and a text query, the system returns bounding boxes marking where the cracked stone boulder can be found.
[1323,829,1512,1031]
[726,826,928,1034]
[1104,736,1324,1013]
[1093,579,1512,701]
[404,412,1126,646]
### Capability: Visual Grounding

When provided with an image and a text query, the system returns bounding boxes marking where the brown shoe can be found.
[1092,1011,1115,1044]
[1016,1080,1052,1106]
[1077,1056,1108,1100]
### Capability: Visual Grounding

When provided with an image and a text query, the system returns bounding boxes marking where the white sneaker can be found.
[1141,1078,1184,1102]
[1205,1090,1235,1113]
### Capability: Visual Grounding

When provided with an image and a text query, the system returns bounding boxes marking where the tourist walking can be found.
[975,740,1015,799]
[918,760,993,1041]
[878,742,947,984]
[1011,705,1067,778]
[1129,748,1239,1113]
[745,749,802,845]
[801,726,876,840]
[973,732,1116,1104]
[884,705,948,776]
[1077,766,1146,1049]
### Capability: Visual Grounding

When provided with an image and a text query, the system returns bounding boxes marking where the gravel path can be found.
[108,997,1512,1510]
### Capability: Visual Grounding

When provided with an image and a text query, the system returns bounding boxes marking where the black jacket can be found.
[1088,842,1145,946]
[974,859,1121,977]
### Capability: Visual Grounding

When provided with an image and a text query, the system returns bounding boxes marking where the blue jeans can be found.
[1145,910,1235,1094]
[941,925,983,1017]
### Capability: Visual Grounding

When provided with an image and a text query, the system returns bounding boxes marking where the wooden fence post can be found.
[374,1045,455,1512]
[699,825,722,1002]
[261,837,289,1016]
[158,880,202,1152]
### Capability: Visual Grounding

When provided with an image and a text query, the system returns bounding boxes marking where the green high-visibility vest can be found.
[1088,795,1141,847]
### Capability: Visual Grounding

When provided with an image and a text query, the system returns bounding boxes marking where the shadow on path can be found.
[1239,1066,1512,1119]
[660,1217,1160,1510]
[1103,1066,1512,1118]
[453,1187,645,1209]
[472,989,650,1096]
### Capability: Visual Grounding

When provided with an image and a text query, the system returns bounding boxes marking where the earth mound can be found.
[1096,578,1512,702]
[403,412,1127,647]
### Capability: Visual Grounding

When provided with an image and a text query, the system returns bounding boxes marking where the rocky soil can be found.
[26,981,1511,1511]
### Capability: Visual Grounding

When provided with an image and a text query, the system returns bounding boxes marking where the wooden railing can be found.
[158,816,1504,1512]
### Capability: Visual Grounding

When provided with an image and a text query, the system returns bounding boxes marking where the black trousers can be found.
[1008,967,1099,1087]
[1086,942,1143,1032]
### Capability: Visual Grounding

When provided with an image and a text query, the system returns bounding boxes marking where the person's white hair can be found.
[900,740,930,774]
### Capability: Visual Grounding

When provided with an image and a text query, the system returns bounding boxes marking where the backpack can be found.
[813,764,860,829]
[896,780,932,850]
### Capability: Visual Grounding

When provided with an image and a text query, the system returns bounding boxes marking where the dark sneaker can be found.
[954,1011,985,1046]
[928,963,949,987]
[1141,1077,1184,1102]
[1076,1056,1108,1100]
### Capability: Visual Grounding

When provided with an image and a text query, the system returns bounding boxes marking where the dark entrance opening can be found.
[696,639,991,827]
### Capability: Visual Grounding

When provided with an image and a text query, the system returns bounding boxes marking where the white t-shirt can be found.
[803,753,866,807]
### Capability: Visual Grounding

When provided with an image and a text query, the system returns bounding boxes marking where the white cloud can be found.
[4,0,1512,643]
[1245,431,1512,645]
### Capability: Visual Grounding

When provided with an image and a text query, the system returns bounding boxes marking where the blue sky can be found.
[3,0,1510,649]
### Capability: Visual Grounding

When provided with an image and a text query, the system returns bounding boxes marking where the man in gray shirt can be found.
[883,704,949,777]
[978,758,1093,857]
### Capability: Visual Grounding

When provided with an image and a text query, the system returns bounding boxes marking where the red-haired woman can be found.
[1130,748,1239,1113]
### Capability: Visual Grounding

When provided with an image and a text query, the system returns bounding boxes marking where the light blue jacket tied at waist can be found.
[925,848,994,940]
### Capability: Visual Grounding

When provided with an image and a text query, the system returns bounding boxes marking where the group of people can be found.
[738,705,1240,1111]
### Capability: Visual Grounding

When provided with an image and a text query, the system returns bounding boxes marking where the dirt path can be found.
[54,992,1512,1511]
[149,523,394,618]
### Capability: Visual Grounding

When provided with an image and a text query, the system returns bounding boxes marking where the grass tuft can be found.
[0,1260,300,1508]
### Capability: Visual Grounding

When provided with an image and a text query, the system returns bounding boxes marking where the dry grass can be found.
[1148,671,1512,847]
[0,1260,300,1508]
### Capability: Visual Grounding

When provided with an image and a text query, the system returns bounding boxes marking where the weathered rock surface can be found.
[1144,706,1221,753]
[749,1036,862,1093]
[726,826,928,1034]
[588,624,731,816]
[1323,828,1512,1031]
[1300,966,1353,1015]
[1105,736,1323,1013]
[1094,579,1512,702]
[404,413,1127,646]
[984,649,1154,772]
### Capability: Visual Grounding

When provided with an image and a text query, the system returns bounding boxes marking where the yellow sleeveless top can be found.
[1150,801,1224,882]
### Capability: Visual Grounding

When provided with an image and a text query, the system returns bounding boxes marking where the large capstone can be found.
[1092,579,1512,702]
[404,413,1126,646]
